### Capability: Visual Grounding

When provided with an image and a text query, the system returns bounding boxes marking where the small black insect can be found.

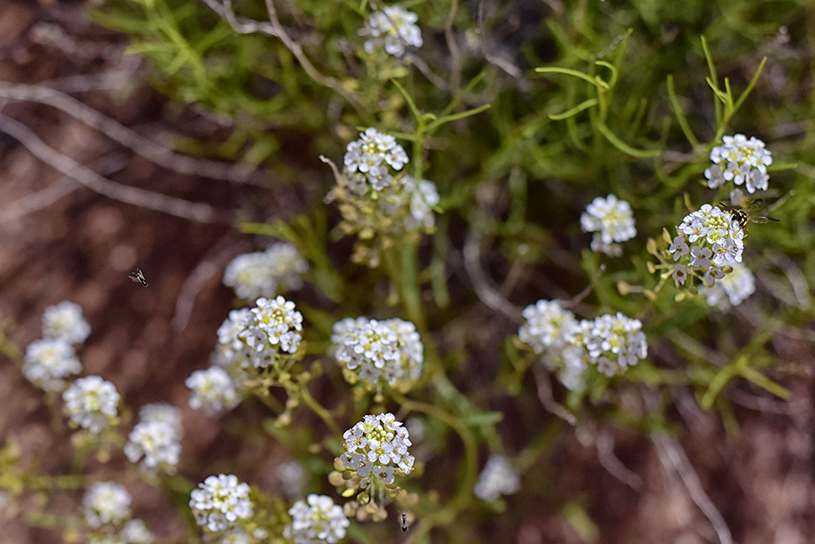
[720,198,779,236]
[401,512,409,532]
[129,268,148,287]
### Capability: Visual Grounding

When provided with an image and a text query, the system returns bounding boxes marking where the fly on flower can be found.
[719,198,779,236]
[129,268,148,287]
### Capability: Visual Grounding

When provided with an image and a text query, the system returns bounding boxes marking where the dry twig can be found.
[0,81,261,185]
[0,153,127,224]
[0,112,229,224]
[200,0,362,112]
[652,434,733,544]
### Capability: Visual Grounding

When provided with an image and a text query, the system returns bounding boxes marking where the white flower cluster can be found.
[84,481,131,528]
[519,301,648,389]
[283,494,350,544]
[704,134,772,193]
[212,296,304,375]
[42,301,91,345]
[22,337,82,392]
[190,474,254,533]
[669,204,745,288]
[360,6,423,57]
[343,128,409,191]
[223,242,308,301]
[339,413,414,487]
[580,194,637,256]
[698,261,756,308]
[474,455,521,501]
[63,375,120,434]
[124,404,183,474]
[119,519,155,544]
[378,175,441,231]
[518,300,578,354]
[185,366,242,416]
[331,317,423,387]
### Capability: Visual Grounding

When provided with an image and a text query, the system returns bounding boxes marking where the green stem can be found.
[300,387,341,435]
[389,389,478,542]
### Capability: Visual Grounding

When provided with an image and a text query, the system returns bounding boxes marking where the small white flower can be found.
[22,337,82,392]
[63,376,120,434]
[189,474,253,533]
[42,301,90,345]
[669,236,689,261]
[185,366,241,416]
[474,455,520,501]
[83,481,131,528]
[284,494,350,544]
[689,246,712,269]
[699,261,756,307]
[704,266,726,285]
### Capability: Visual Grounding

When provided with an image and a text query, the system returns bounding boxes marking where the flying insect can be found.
[719,198,779,236]
[129,268,148,287]
[401,512,409,532]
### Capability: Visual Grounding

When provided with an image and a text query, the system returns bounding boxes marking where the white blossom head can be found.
[120,518,155,544]
[519,301,647,389]
[698,261,756,308]
[185,366,242,416]
[474,455,521,501]
[331,317,423,389]
[580,194,636,256]
[22,337,82,392]
[342,128,409,191]
[223,243,308,301]
[519,300,578,354]
[42,301,90,345]
[705,134,772,193]
[63,375,120,434]
[360,6,422,58]
[283,494,350,544]
[669,204,745,289]
[338,413,414,488]
[189,474,253,533]
[124,420,181,474]
[574,312,648,377]
[83,481,131,528]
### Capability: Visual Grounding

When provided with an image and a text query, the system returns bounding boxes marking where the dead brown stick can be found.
[0,81,261,185]
[0,112,229,224]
